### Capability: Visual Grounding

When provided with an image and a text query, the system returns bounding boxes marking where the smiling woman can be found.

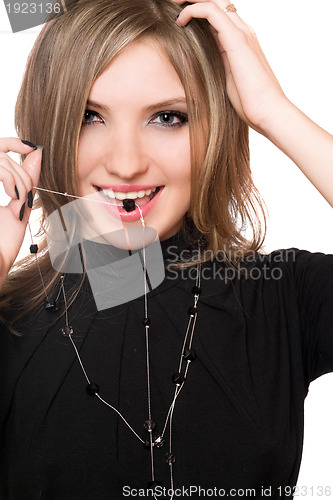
[77,40,192,239]
[0,0,265,319]
[1,0,333,499]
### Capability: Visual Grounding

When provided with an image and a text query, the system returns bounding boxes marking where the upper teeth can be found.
[99,187,157,200]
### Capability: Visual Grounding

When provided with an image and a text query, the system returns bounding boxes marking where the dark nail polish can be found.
[19,203,25,221]
[27,190,33,209]
[175,14,179,20]
[15,185,20,200]
[36,145,43,151]
[21,140,37,150]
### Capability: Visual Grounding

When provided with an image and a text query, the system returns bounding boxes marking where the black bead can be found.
[183,348,196,361]
[61,325,73,336]
[188,306,198,316]
[154,435,165,448]
[172,372,185,385]
[86,382,99,396]
[144,439,151,449]
[144,419,155,431]
[123,198,136,212]
[147,481,162,491]
[45,299,59,312]
[192,285,201,296]
[142,317,151,327]
[165,452,176,464]
[29,244,38,254]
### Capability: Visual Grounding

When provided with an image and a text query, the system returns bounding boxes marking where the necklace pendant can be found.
[144,435,165,449]
[183,348,196,361]
[86,382,100,396]
[165,452,176,465]
[144,439,151,449]
[45,299,59,311]
[144,419,155,431]
[61,325,73,336]
[147,480,162,492]
[30,244,38,254]
[142,317,151,326]
[154,435,165,448]
[172,372,185,385]
[188,306,198,317]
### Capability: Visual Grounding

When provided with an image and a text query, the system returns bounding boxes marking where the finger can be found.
[0,137,37,155]
[0,174,27,223]
[175,0,246,29]
[176,2,246,48]
[21,147,43,206]
[0,152,34,200]
[0,160,24,201]
[0,147,43,210]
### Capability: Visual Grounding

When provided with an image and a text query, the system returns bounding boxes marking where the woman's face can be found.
[77,39,191,241]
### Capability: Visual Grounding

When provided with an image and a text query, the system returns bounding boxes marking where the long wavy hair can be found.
[0,0,267,333]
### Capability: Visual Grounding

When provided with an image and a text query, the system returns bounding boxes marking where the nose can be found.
[105,128,149,180]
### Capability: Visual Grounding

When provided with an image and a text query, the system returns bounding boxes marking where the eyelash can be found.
[82,110,188,128]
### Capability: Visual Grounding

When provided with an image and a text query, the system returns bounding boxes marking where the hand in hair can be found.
[0,137,42,288]
[174,0,286,134]
[175,0,333,207]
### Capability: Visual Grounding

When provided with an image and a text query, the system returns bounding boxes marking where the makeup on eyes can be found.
[82,109,188,128]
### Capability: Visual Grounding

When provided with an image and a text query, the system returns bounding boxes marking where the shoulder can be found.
[196,247,333,303]
[241,247,333,281]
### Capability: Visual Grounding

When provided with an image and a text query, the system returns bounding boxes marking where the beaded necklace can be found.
[28,189,202,498]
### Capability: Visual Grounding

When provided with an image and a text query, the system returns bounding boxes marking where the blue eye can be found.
[82,110,104,126]
[150,111,188,128]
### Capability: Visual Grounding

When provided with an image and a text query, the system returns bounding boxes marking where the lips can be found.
[93,185,165,222]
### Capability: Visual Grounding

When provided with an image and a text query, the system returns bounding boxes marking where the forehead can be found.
[88,39,186,106]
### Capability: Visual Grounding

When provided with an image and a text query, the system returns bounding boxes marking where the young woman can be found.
[0,0,333,498]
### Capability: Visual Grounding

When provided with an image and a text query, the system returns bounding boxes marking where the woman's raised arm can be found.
[175,0,333,206]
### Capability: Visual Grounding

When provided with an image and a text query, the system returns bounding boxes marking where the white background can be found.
[1,0,333,495]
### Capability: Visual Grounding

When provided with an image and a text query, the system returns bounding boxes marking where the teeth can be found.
[98,187,157,200]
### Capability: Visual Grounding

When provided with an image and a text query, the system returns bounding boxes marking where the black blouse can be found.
[1,231,333,500]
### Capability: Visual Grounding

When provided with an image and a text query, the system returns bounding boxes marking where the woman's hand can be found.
[0,138,42,287]
[174,0,288,135]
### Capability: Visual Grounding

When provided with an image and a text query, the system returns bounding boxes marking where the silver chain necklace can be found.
[60,262,201,499]
[28,196,202,498]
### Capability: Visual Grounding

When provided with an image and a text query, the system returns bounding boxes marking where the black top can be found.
[1,231,333,500]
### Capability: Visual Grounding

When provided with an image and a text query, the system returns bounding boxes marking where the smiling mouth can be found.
[94,186,162,207]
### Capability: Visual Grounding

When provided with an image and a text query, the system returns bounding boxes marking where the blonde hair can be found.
[0,0,266,332]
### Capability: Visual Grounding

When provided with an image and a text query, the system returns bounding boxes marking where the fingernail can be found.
[175,14,179,20]
[27,190,33,209]
[21,140,37,150]
[19,203,26,221]
[15,185,20,200]
[36,145,43,151]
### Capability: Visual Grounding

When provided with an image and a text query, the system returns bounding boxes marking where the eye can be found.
[82,110,104,126]
[149,111,188,128]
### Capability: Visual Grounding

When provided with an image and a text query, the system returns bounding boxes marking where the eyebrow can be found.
[86,97,187,113]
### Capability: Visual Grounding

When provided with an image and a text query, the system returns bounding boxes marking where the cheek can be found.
[153,133,191,183]
[76,134,99,181]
